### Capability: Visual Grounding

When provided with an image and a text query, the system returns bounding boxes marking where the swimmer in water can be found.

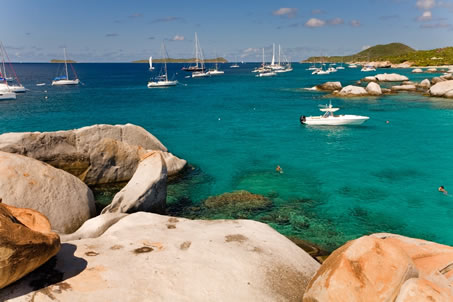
[439,186,448,195]
[276,165,283,174]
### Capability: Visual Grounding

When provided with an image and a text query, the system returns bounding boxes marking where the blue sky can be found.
[2,0,453,62]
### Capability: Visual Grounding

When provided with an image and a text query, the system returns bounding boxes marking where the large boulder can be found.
[101,151,167,215]
[412,68,423,73]
[391,85,417,92]
[316,81,342,91]
[418,79,431,89]
[304,233,453,302]
[2,213,320,301]
[0,203,60,289]
[61,213,128,241]
[375,73,409,82]
[362,76,377,82]
[0,124,186,185]
[335,85,368,97]
[366,82,382,96]
[0,151,96,233]
[429,80,453,98]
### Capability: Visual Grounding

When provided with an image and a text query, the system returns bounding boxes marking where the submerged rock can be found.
[0,151,96,233]
[101,151,167,215]
[391,85,417,92]
[203,190,272,211]
[0,124,186,185]
[0,203,60,289]
[429,80,453,98]
[411,68,423,73]
[375,73,409,82]
[303,233,453,302]
[366,82,382,96]
[1,212,320,301]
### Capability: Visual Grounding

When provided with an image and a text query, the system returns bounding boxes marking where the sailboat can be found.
[0,72,16,100]
[149,56,154,70]
[256,48,276,77]
[191,34,210,77]
[207,53,224,75]
[0,42,26,93]
[182,33,206,72]
[230,56,239,68]
[52,48,80,86]
[148,42,178,88]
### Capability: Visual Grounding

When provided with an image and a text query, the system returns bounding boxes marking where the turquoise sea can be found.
[1,63,452,251]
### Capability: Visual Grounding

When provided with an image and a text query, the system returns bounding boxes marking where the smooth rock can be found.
[2,213,320,301]
[411,68,423,73]
[101,151,167,215]
[0,124,185,185]
[0,151,96,233]
[0,203,60,289]
[381,88,392,94]
[303,235,419,302]
[427,68,437,72]
[316,81,342,91]
[432,76,446,84]
[366,82,382,96]
[160,151,187,177]
[362,76,377,82]
[375,73,409,82]
[391,85,417,92]
[418,79,431,89]
[429,80,453,97]
[395,278,453,302]
[335,85,368,96]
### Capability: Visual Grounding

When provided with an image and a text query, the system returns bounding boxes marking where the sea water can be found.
[1,63,452,250]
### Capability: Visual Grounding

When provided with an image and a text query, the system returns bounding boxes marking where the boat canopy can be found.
[53,76,68,80]
[320,107,339,112]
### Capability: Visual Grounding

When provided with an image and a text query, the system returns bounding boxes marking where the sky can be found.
[2,0,453,62]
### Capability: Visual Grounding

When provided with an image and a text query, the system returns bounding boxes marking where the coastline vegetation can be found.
[304,42,453,66]
[132,57,228,63]
[50,59,77,63]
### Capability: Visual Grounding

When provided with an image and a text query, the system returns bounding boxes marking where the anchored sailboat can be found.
[147,42,178,88]
[52,48,80,86]
[149,56,154,70]
[182,33,206,72]
[0,42,26,93]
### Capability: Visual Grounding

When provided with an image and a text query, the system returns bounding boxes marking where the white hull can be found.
[348,64,358,68]
[256,71,276,77]
[207,70,224,75]
[361,67,376,72]
[275,68,293,73]
[147,80,178,87]
[230,64,239,68]
[336,66,345,70]
[304,115,369,126]
[0,91,16,100]
[52,79,80,86]
[7,85,27,93]
[192,71,210,78]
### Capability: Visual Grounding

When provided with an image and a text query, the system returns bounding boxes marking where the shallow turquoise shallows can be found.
[1,63,452,250]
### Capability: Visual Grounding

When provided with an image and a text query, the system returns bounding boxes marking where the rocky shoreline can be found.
[0,124,452,300]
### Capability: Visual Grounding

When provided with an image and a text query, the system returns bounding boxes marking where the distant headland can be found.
[132,57,228,63]
[50,59,77,63]
[303,43,453,67]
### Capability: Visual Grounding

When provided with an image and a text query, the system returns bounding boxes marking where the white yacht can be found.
[230,57,240,68]
[300,103,369,126]
[1,42,27,92]
[256,48,276,77]
[361,66,376,72]
[348,64,358,68]
[207,54,224,75]
[148,43,178,87]
[52,48,80,86]
[0,90,16,100]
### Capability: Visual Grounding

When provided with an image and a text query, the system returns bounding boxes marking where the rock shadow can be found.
[0,243,87,300]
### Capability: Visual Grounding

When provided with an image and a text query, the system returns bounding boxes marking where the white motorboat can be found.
[348,64,358,68]
[5,84,27,92]
[300,103,369,126]
[256,71,276,77]
[230,57,240,68]
[361,66,376,72]
[207,54,224,75]
[148,42,178,88]
[192,71,210,77]
[52,48,80,86]
[327,66,337,73]
[0,91,16,100]
[149,56,154,70]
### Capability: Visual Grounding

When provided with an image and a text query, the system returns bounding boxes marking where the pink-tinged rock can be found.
[395,278,453,302]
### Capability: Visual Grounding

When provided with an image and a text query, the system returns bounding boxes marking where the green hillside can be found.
[303,43,453,66]
[133,57,228,63]
[50,59,77,63]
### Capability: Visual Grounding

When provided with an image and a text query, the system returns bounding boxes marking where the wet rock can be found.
[203,190,271,211]
[0,203,60,289]
[2,212,320,301]
[316,81,342,91]
[366,82,382,96]
[101,151,167,215]
[0,124,185,185]
[0,151,96,233]
[411,68,423,73]
[427,68,437,72]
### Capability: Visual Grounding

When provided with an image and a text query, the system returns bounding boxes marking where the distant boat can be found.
[300,102,369,126]
[190,33,210,77]
[149,56,154,70]
[207,54,224,75]
[230,56,240,68]
[182,33,206,73]
[256,48,276,77]
[36,83,46,86]
[148,42,178,87]
[348,64,358,68]
[361,66,376,72]
[0,42,27,92]
[52,48,80,86]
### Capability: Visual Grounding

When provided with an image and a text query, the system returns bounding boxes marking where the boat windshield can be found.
[54,76,68,81]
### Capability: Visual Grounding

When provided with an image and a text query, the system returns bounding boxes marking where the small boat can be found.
[52,48,80,86]
[182,33,206,72]
[256,71,276,77]
[192,71,210,78]
[149,56,154,70]
[207,54,224,75]
[230,63,240,68]
[148,42,178,88]
[300,103,369,126]
[36,83,46,86]
[348,64,358,68]
[0,91,16,100]
[361,66,376,72]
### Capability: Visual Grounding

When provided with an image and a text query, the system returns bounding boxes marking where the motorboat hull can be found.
[207,70,224,75]
[192,72,210,78]
[0,92,16,100]
[8,85,27,93]
[302,115,369,126]
[52,79,80,86]
[256,71,276,77]
[147,80,178,87]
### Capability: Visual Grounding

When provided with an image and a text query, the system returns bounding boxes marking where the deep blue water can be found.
[1,63,453,250]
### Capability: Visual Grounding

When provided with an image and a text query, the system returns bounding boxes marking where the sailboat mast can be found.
[278,45,281,66]
[64,48,69,80]
[262,48,264,66]
[195,33,199,68]
[271,43,275,66]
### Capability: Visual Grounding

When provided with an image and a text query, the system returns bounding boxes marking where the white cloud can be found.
[350,20,361,27]
[172,35,184,41]
[416,0,436,10]
[272,8,298,18]
[328,18,344,25]
[417,10,433,21]
[305,18,326,27]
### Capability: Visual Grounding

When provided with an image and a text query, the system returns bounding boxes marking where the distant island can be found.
[303,43,453,66]
[50,59,77,63]
[132,57,228,63]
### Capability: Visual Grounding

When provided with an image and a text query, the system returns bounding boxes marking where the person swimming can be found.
[276,165,283,174]
[438,186,448,195]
